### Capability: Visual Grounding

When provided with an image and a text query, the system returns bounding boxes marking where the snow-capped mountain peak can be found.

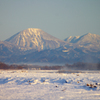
[5,28,65,51]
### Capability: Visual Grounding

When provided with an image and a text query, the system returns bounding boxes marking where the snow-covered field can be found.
[0,70,100,100]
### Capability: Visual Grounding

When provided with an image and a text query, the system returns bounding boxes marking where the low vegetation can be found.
[0,62,100,70]
[65,62,100,70]
[0,62,23,70]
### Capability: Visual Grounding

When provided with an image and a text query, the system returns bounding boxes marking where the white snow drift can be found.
[0,70,100,100]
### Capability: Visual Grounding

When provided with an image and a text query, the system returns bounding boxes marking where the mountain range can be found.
[0,28,100,63]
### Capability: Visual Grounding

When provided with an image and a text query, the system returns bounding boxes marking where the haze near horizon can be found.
[0,0,100,41]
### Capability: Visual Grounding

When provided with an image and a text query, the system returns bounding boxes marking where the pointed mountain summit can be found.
[64,36,80,43]
[64,33,100,52]
[5,28,65,51]
[76,33,100,44]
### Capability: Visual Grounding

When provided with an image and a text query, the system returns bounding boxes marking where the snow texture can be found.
[0,70,100,100]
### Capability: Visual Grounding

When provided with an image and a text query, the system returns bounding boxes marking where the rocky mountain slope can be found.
[5,28,65,51]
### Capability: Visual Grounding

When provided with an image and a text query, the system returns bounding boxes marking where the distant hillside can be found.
[0,41,21,56]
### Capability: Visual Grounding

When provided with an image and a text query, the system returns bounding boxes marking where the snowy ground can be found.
[0,70,100,100]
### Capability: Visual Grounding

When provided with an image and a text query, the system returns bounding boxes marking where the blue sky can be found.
[0,0,100,41]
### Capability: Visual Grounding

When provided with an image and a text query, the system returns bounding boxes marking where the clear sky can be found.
[0,0,100,41]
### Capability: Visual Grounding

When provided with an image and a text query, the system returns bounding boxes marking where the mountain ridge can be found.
[0,28,100,63]
[64,33,100,44]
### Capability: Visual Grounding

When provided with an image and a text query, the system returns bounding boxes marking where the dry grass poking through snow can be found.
[0,70,100,100]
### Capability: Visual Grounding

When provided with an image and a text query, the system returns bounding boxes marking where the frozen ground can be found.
[0,70,100,100]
